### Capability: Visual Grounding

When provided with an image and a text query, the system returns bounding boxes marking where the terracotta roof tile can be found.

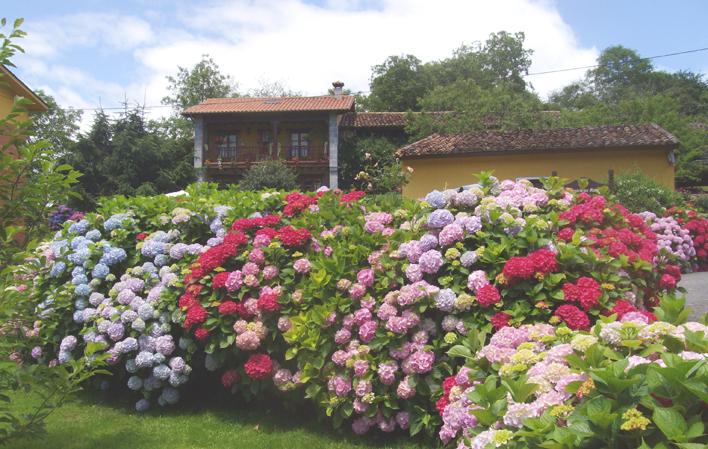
[183,95,355,115]
[339,111,451,129]
[397,124,678,158]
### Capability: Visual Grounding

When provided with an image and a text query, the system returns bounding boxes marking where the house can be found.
[183,82,354,190]
[397,124,678,198]
[1,64,48,150]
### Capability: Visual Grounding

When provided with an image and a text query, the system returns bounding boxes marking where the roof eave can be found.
[399,143,679,159]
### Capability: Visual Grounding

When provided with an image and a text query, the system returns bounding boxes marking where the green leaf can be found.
[652,407,687,441]
[447,345,472,359]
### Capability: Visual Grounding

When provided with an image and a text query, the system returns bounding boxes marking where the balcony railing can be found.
[206,143,328,168]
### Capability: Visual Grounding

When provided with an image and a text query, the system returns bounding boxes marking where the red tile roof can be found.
[183,95,355,115]
[397,124,678,158]
[339,111,451,129]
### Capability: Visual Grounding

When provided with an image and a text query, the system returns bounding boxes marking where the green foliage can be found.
[63,109,196,208]
[339,136,409,193]
[238,160,298,191]
[611,170,683,214]
[162,54,237,111]
[29,90,82,156]
[364,32,533,114]
[0,18,82,269]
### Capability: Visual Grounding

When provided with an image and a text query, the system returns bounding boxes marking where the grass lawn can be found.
[9,388,431,449]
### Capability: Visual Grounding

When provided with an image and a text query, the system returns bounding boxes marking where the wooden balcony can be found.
[204,143,329,171]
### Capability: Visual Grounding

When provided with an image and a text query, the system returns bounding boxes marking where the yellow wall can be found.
[205,121,329,161]
[401,147,675,198]
[0,84,29,120]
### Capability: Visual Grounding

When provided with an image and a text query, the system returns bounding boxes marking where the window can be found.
[215,134,238,161]
[290,132,309,158]
[261,130,272,146]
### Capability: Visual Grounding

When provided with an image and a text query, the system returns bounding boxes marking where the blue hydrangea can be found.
[85,229,101,241]
[104,214,128,231]
[141,240,167,258]
[169,243,188,259]
[153,254,169,267]
[120,310,138,324]
[142,262,158,274]
[119,337,139,353]
[424,190,446,209]
[427,209,455,229]
[153,364,171,380]
[107,322,124,341]
[206,237,222,247]
[143,375,162,391]
[135,399,150,412]
[214,205,231,217]
[70,236,90,250]
[160,387,180,405]
[125,359,137,373]
[58,350,72,364]
[419,234,439,251]
[135,351,155,369]
[71,266,85,277]
[67,248,90,265]
[74,284,91,297]
[155,335,175,356]
[60,335,77,351]
[91,263,110,279]
[51,239,68,254]
[138,303,155,320]
[153,353,166,364]
[434,288,456,312]
[50,261,66,278]
[72,310,84,322]
[68,219,89,235]
[460,251,478,267]
[74,298,87,310]
[82,308,97,321]
[97,320,111,333]
[99,247,126,266]
[169,372,188,387]
[127,376,143,391]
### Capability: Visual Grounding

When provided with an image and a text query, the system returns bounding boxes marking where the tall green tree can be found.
[363,55,430,112]
[29,90,82,156]
[162,54,237,111]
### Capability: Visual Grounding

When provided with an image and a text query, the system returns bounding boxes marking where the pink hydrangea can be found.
[353,360,369,376]
[439,223,464,246]
[262,265,279,280]
[377,361,398,385]
[235,330,261,350]
[419,249,444,274]
[242,262,260,276]
[225,270,243,291]
[357,268,375,287]
[396,376,416,399]
[358,320,378,343]
[329,375,352,397]
[467,270,489,292]
[334,328,352,344]
[403,350,435,374]
[293,258,311,274]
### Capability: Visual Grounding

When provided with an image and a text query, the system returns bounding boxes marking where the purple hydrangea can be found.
[427,209,454,229]
[419,250,444,274]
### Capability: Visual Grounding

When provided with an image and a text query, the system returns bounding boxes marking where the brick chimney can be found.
[332,81,344,97]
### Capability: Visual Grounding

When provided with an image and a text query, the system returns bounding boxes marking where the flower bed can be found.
[8,177,706,444]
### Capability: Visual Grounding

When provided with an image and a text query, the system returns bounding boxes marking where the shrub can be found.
[612,170,682,214]
[439,318,708,448]
[239,160,298,191]
[341,137,410,194]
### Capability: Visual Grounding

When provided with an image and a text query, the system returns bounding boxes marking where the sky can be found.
[3,0,707,125]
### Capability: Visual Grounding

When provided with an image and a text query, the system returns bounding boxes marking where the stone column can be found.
[194,116,205,182]
[328,112,338,189]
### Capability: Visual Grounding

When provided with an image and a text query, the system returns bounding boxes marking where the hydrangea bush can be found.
[8,177,705,443]
[439,318,707,448]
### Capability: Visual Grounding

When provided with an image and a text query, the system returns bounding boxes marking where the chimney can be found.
[332,81,344,97]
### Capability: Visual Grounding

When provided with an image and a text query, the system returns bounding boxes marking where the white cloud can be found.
[15,0,600,127]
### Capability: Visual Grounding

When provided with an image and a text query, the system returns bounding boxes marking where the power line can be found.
[61,46,708,111]
[523,46,708,77]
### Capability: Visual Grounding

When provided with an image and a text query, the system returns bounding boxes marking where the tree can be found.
[589,46,653,102]
[239,160,298,191]
[162,55,237,111]
[29,90,82,156]
[338,136,409,193]
[364,55,431,111]
[64,108,195,207]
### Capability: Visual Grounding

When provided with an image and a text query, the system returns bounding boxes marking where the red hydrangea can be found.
[339,190,366,204]
[529,248,558,274]
[218,301,241,315]
[194,327,209,340]
[184,303,208,329]
[562,277,601,311]
[554,304,590,330]
[212,272,230,289]
[178,284,203,309]
[283,193,317,216]
[257,290,280,312]
[608,300,636,319]
[136,232,148,241]
[502,257,535,280]
[490,312,512,331]
[231,215,281,231]
[244,354,273,380]
[659,273,677,290]
[221,369,240,388]
[223,232,248,248]
[558,227,574,241]
[277,226,311,247]
[436,395,449,416]
[476,284,501,308]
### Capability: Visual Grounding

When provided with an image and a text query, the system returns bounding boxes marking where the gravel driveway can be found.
[680,272,708,320]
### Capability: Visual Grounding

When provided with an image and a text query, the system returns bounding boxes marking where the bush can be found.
[340,136,410,194]
[612,170,683,214]
[439,317,707,448]
[10,172,701,443]
[239,160,298,191]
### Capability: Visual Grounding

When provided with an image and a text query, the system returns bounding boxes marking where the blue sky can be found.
[2,0,706,120]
